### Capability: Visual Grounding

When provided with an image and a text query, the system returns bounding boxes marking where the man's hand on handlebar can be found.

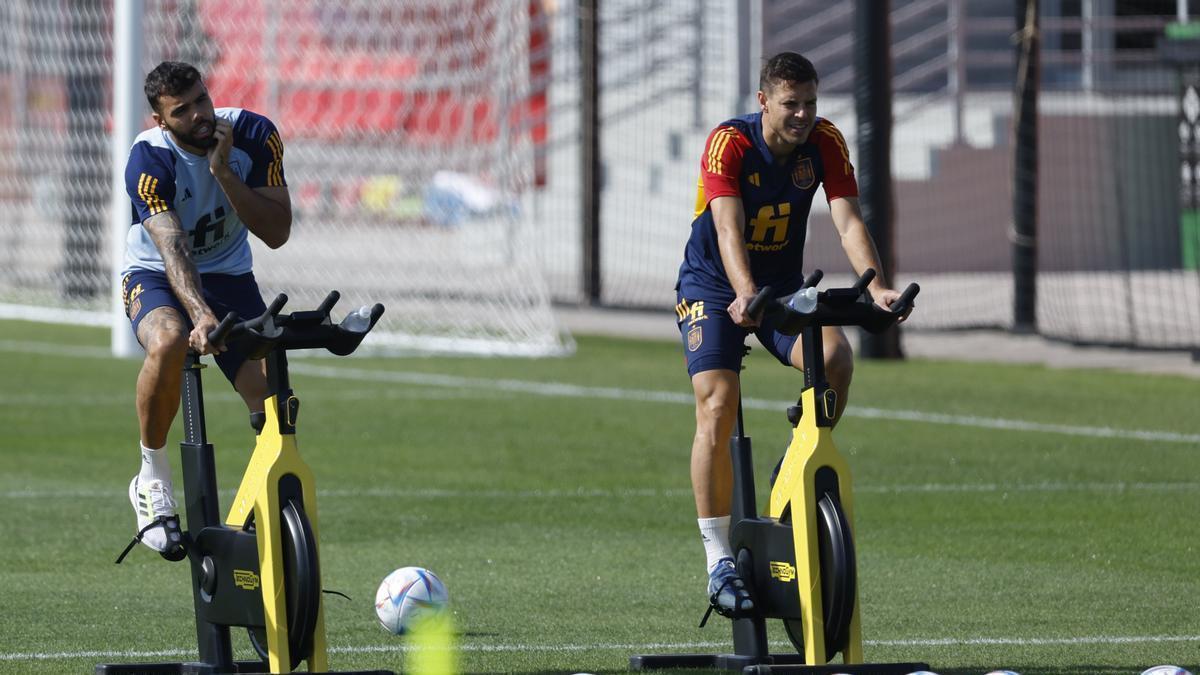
[727,292,761,328]
[188,312,228,355]
[871,287,913,322]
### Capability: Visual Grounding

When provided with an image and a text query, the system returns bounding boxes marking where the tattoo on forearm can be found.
[144,212,208,320]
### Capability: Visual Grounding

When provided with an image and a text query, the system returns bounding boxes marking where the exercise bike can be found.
[632,269,929,673]
[101,291,394,675]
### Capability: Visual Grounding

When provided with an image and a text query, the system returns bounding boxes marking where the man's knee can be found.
[142,328,188,365]
[693,373,740,438]
[697,392,736,424]
[235,362,269,400]
[824,334,854,385]
[234,358,270,411]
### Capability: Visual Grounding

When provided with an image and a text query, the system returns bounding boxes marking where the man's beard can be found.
[166,119,217,150]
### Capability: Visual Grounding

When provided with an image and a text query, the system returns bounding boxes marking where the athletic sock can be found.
[138,442,171,483]
[698,515,733,572]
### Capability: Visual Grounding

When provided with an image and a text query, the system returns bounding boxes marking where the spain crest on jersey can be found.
[792,158,815,190]
[687,325,703,351]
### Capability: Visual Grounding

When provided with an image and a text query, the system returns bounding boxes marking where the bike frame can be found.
[179,345,329,673]
[762,324,863,664]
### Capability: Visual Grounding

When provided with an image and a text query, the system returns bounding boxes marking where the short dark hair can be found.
[144,61,203,112]
[759,52,819,92]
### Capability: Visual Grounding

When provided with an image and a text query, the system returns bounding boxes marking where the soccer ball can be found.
[984,671,1021,675]
[374,566,449,635]
[1141,668,1193,675]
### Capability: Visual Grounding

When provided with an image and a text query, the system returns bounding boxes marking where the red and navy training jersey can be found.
[676,112,857,304]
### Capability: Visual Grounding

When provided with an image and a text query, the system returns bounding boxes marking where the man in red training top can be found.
[674,52,905,619]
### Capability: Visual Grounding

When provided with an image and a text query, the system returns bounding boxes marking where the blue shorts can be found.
[122,270,268,384]
[675,292,799,376]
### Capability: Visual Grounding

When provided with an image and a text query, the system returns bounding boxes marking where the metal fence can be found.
[538,0,1199,350]
[1,1,1196,352]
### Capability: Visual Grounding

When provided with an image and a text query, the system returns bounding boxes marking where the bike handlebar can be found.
[209,312,239,346]
[748,269,919,335]
[209,294,289,347]
[206,291,385,358]
[852,268,875,294]
[315,290,340,317]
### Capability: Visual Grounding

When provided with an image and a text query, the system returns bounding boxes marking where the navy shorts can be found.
[675,292,800,377]
[122,270,268,384]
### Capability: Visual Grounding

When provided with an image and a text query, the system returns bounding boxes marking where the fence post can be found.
[1012,0,1039,333]
[855,0,901,359]
[580,0,601,305]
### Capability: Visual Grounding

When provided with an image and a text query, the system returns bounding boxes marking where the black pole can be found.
[178,355,236,669]
[727,399,769,659]
[854,0,900,359]
[579,0,601,304]
[1012,0,1039,333]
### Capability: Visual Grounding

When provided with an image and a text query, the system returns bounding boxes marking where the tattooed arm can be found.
[143,211,225,354]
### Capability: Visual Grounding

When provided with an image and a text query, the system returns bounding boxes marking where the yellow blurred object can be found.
[360,175,402,213]
[404,611,460,675]
[360,175,423,219]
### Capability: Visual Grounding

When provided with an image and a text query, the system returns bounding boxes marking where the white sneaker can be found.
[128,475,181,552]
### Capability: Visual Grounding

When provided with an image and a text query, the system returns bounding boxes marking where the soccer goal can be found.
[0,0,570,357]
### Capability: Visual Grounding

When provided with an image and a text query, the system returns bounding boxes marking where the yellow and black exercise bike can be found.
[633,269,928,673]
[103,291,393,675]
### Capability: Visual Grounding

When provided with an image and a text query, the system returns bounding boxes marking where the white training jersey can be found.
[122,107,286,276]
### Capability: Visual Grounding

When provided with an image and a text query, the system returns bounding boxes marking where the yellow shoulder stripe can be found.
[137,173,169,216]
[265,132,285,187]
[705,127,737,175]
[813,121,851,173]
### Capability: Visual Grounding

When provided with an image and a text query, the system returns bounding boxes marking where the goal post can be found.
[111,0,143,357]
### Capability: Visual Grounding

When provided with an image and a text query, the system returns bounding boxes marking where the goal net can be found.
[0,0,570,357]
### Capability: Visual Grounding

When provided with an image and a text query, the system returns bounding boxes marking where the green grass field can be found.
[1,319,1198,674]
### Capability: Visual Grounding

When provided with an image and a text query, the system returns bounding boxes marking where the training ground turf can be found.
[1,320,1198,674]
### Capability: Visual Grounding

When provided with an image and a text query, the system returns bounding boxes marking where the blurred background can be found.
[0,0,1197,357]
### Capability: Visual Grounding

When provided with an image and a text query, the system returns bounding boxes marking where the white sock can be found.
[698,516,733,572]
[138,442,171,483]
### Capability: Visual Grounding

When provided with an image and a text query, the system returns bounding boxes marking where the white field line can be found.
[3,339,1197,445]
[0,388,499,407]
[4,481,1200,501]
[288,363,1200,445]
[0,307,109,327]
[4,634,1200,661]
[869,633,1200,647]
[0,339,112,359]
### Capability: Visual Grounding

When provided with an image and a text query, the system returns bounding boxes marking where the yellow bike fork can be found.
[226,393,329,673]
[767,385,863,665]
